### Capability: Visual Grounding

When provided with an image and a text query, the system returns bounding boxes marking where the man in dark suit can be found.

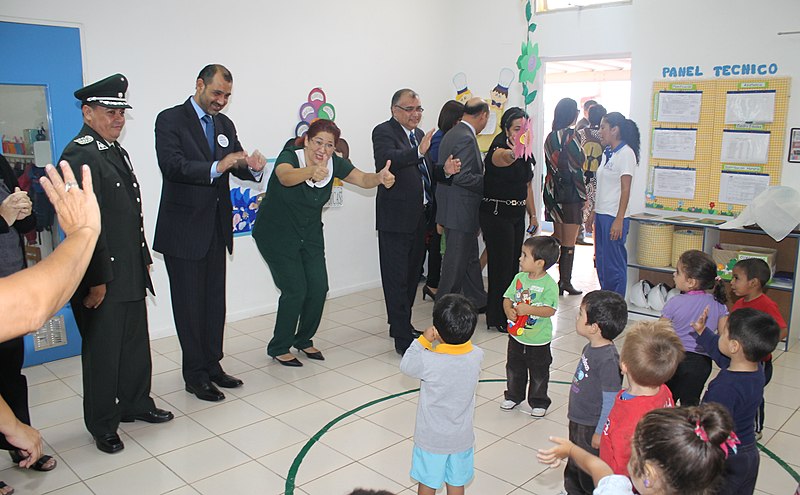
[435,98,490,309]
[154,64,265,402]
[61,74,173,454]
[371,89,436,355]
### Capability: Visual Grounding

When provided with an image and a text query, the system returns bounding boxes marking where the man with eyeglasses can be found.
[154,64,265,402]
[372,89,442,355]
[435,97,490,311]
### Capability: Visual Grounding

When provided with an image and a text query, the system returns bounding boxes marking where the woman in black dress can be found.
[479,107,537,332]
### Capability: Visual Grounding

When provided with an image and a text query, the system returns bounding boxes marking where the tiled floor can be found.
[3,244,799,494]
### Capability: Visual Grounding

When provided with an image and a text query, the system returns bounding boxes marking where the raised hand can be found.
[39,161,100,237]
[245,149,267,171]
[310,164,329,183]
[379,160,395,188]
[418,128,435,155]
[444,154,461,175]
[691,305,710,335]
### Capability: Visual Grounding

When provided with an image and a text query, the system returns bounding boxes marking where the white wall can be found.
[2,0,799,337]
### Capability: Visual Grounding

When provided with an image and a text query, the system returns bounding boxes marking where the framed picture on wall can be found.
[790,128,800,163]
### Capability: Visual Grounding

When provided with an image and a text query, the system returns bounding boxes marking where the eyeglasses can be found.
[309,138,335,151]
[394,105,424,114]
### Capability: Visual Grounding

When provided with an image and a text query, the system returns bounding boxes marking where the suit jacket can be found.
[60,124,153,302]
[153,97,258,260]
[372,118,433,234]
[435,122,483,233]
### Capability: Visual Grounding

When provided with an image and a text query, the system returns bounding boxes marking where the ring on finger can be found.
[64,181,79,192]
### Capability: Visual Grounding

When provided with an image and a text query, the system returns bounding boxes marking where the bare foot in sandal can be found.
[0,480,14,495]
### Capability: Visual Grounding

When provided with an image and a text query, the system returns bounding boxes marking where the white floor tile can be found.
[221,418,305,458]
[127,416,214,456]
[0,454,78,494]
[274,401,351,436]
[59,432,150,479]
[193,460,286,495]
[157,437,249,484]
[298,461,405,495]
[190,399,268,435]
[84,458,184,495]
[258,440,351,486]
[319,419,404,461]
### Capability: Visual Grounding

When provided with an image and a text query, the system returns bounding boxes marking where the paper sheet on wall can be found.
[653,167,696,199]
[719,171,770,204]
[720,130,770,164]
[724,90,776,124]
[656,91,702,123]
[651,128,697,161]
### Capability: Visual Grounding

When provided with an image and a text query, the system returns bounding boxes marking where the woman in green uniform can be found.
[253,120,395,366]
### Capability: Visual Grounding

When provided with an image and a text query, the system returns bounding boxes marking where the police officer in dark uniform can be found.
[60,74,173,454]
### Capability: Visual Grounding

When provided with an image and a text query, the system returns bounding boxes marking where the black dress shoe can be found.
[210,373,244,388]
[410,329,423,338]
[121,408,174,423]
[94,433,124,454]
[273,356,303,367]
[186,381,225,402]
[299,348,325,361]
[395,338,412,356]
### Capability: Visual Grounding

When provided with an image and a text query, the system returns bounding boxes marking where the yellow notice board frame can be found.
[646,77,790,216]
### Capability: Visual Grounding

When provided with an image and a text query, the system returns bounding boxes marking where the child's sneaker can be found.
[755,430,763,441]
[500,400,519,411]
[531,407,547,417]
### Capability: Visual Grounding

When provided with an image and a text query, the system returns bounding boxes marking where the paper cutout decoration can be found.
[451,69,514,152]
[518,1,541,108]
[513,117,535,160]
[294,87,336,138]
[452,73,472,103]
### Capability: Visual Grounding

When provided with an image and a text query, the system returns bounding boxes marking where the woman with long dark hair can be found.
[423,100,465,301]
[595,111,640,295]
[480,107,537,332]
[543,98,586,295]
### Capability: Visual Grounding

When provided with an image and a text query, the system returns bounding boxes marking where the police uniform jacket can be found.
[60,124,153,302]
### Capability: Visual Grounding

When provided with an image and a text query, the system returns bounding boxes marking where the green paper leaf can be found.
[525,1,532,21]
[525,90,537,106]
[522,85,529,97]
[529,23,537,33]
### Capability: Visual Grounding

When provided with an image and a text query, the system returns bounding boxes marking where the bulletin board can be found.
[645,77,790,216]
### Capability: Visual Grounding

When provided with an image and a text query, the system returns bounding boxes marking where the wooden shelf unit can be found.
[626,214,798,350]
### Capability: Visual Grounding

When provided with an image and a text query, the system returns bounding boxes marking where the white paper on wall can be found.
[651,128,697,161]
[656,91,702,123]
[652,166,696,199]
[724,90,776,124]
[719,171,770,205]
[720,130,770,164]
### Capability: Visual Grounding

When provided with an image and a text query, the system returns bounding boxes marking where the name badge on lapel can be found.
[217,134,229,148]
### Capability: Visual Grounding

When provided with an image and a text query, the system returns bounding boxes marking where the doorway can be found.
[539,57,632,238]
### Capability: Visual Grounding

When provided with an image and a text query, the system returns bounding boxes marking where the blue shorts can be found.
[410,445,474,489]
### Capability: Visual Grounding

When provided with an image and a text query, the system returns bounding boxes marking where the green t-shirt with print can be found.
[503,272,559,345]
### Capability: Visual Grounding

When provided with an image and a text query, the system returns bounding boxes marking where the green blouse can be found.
[252,146,354,251]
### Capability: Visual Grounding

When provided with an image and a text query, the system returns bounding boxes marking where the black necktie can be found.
[409,131,431,203]
[202,114,215,155]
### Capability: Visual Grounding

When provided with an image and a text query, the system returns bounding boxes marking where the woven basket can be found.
[637,222,673,267]
[671,228,704,267]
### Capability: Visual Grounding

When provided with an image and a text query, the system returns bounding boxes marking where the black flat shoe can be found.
[299,348,325,361]
[121,408,174,424]
[210,373,244,388]
[422,286,437,301]
[94,433,124,454]
[273,356,303,367]
[185,381,225,402]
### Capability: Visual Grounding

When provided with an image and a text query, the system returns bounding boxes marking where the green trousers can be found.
[258,240,329,357]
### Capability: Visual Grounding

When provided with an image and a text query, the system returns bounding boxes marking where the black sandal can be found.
[9,450,56,472]
[0,480,14,495]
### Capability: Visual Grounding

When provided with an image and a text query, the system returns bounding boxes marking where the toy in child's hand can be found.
[508,314,528,336]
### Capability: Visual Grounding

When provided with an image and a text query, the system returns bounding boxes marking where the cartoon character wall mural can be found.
[452,68,514,152]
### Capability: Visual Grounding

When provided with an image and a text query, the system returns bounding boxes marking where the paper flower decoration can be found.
[513,117,535,160]
[517,39,541,84]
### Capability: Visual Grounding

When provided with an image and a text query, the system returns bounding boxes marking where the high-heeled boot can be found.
[558,246,582,295]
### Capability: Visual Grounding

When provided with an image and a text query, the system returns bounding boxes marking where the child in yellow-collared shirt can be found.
[400,294,484,495]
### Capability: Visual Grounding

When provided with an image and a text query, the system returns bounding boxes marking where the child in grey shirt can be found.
[400,294,484,495]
